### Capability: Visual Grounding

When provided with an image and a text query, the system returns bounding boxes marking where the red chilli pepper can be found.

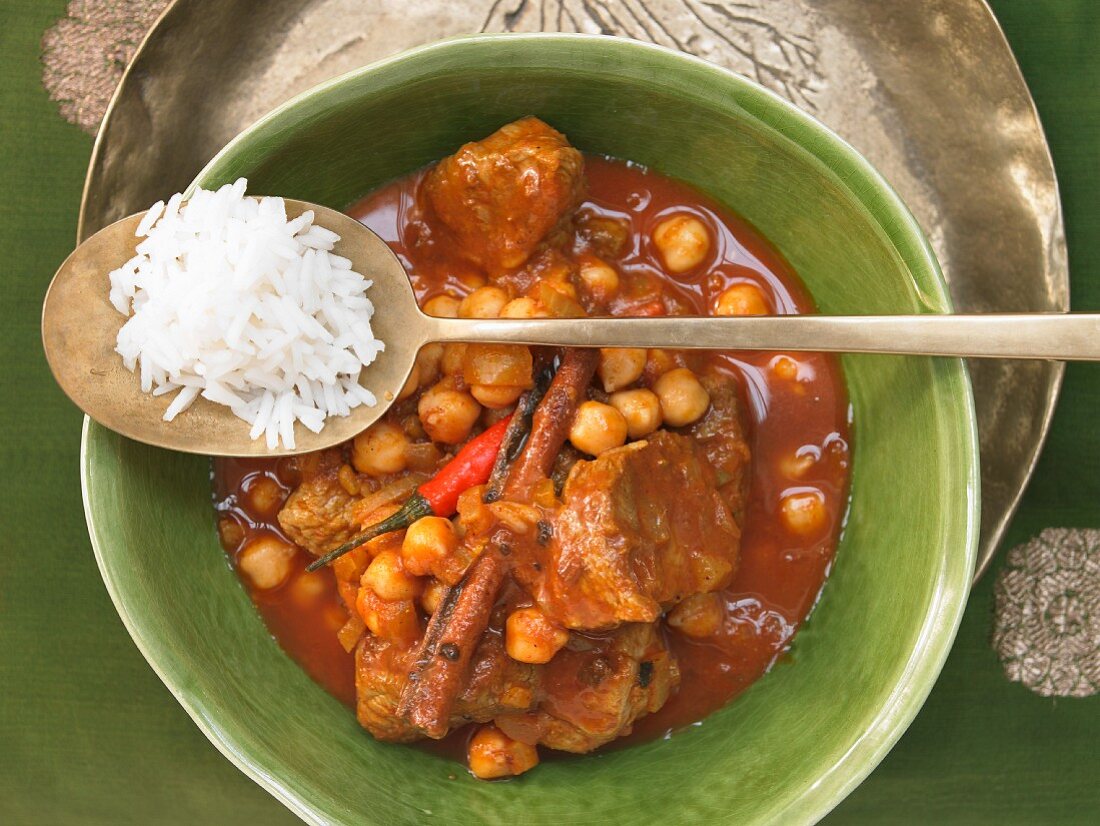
[306,415,513,572]
[418,415,513,515]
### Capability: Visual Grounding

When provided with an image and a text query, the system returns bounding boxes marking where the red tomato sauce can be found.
[213,154,851,748]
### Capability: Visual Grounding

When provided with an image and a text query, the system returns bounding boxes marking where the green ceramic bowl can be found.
[82,34,979,825]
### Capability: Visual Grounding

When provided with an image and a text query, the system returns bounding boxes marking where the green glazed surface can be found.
[82,34,979,825]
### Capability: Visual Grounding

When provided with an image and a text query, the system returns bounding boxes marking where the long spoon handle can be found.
[429,313,1100,360]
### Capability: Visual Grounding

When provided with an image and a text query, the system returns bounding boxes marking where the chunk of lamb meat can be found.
[356,629,540,743]
[277,449,360,556]
[687,374,753,523]
[425,117,585,272]
[497,621,679,753]
[278,450,424,558]
[516,431,743,631]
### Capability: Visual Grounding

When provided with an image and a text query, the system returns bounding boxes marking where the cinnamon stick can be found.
[396,348,599,737]
[502,349,598,500]
[396,552,506,738]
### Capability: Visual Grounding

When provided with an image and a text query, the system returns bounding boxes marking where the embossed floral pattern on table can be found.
[42,0,172,134]
[994,528,1100,698]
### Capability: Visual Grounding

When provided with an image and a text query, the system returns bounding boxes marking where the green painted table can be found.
[1,1,1097,822]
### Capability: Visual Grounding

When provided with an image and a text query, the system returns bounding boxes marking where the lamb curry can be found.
[213,118,851,779]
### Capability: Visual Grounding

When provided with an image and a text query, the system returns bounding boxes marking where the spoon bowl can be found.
[42,200,424,456]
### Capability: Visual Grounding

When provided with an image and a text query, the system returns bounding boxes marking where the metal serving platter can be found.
[78,0,1068,578]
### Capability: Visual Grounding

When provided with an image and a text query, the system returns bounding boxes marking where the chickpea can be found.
[500,297,544,318]
[352,421,408,477]
[780,488,829,537]
[362,549,423,601]
[217,516,245,550]
[290,570,327,607]
[667,592,724,638]
[773,356,799,382]
[471,384,525,409]
[598,348,647,393]
[506,607,570,664]
[441,343,467,377]
[578,257,620,302]
[716,282,770,316]
[401,516,458,577]
[652,214,711,273]
[421,578,447,615]
[645,348,676,379]
[237,535,296,590]
[423,294,460,318]
[609,389,663,439]
[459,272,488,291]
[396,363,420,401]
[654,367,710,427]
[467,725,539,780]
[245,475,284,515]
[463,344,533,390]
[418,384,481,444]
[356,588,422,648]
[416,343,444,385]
[459,285,509,319]
[569,401,628,456]
[781,446,820,479]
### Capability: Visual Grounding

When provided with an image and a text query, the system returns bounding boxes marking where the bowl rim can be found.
[83,31,980,826]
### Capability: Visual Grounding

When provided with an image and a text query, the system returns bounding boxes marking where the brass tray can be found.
[78,0,1068,578]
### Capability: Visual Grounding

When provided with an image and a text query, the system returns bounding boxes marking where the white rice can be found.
[108,179,384,449]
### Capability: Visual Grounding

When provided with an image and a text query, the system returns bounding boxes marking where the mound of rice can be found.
[108,179,384,449]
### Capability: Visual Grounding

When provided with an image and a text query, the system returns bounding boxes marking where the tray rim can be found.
[962,0,1068,577]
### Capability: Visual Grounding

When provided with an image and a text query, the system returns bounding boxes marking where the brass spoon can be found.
[42,199,1100,457]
